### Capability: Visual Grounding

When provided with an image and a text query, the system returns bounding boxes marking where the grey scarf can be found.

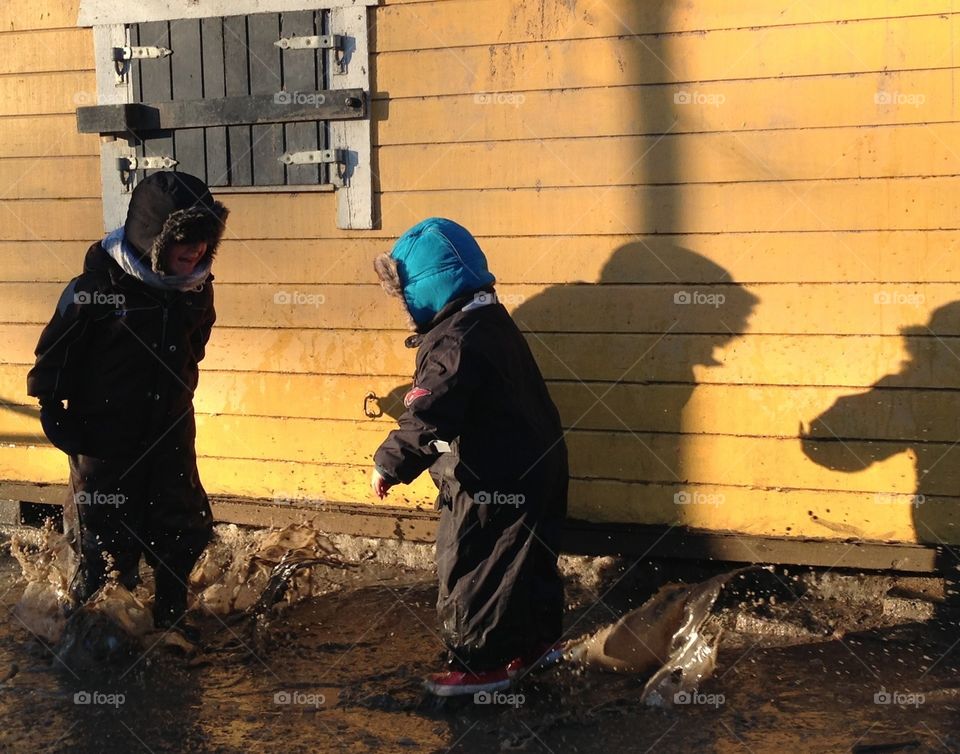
[103,228,212,292]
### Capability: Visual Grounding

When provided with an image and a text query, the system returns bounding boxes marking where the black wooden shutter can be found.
[128,11,331,187]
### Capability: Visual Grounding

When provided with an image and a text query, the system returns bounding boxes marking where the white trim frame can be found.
[78,0,379,27]
[80,1,376,231]
[93,24,136,232]
[329,5,374,229]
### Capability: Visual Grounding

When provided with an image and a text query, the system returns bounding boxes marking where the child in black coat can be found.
[28,171,228,633]
[372,218,568,696]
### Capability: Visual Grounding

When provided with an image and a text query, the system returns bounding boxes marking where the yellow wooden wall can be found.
[1,0,959,547]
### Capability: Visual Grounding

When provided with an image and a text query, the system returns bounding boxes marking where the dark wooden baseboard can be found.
[0,481,940,573]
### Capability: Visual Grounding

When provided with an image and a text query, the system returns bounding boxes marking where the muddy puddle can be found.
[1,528,958,753]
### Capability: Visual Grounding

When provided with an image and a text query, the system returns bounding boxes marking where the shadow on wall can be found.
[510,242,758,526]
[377,0,763,536]
[802,301,960,618]
[380,243,759,530]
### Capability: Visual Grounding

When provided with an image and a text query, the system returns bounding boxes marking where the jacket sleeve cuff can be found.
[374,464,400,484]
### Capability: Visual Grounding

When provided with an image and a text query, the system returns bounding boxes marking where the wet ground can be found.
[0,552,958,753]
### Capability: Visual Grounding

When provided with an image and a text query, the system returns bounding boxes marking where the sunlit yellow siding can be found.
[1,0,958,550]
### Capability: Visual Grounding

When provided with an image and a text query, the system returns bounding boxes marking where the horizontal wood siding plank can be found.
[372,69,960,144]
[0,1,79,32]
[0,157,100,199]
[0,199,102,240]
[374,15,960,98]
[566,479,954,544]
[0,115,97,158]
[0,441,951,545]
[0,410,933,496]
[2,322,953,392]
[2,280,954,336]
[376,124,960,191]
[0,71,94,116]
[0,28,92,74]
[12,372,958,446]
[4,230,960,286]
[4,366,955,443]
[375,1,959,48]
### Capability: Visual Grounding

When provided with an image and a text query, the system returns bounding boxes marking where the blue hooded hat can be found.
[390,218,496,326]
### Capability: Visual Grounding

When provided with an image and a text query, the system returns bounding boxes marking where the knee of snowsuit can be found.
[434,460,568,670]
[67,437,212,621]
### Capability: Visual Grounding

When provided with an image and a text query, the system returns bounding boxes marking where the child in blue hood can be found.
[372,218,569,696]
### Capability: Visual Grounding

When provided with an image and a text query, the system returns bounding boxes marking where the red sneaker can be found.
[423,665,513,697]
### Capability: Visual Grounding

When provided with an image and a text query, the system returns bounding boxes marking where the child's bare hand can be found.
[371,468,394,499]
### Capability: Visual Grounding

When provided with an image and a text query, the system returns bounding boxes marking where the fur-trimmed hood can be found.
[123,171,229,274]
[373,218,496,329]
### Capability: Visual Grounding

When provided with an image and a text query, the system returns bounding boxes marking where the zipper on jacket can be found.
[152,302,170,411]
[160,302,169,349]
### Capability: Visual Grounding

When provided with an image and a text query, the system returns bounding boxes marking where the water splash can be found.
[189,522,348,615]
[10,521,351,663]
[10,521,77,644]
[565,568,755,704]
[57,581,157,670]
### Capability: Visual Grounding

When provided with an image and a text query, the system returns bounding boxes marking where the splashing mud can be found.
[10,521,199,668]
[10,521,354,667]
[189,522,350,615]
[56,583,157,671]
[10,521,76,643]
[565,568,752,705]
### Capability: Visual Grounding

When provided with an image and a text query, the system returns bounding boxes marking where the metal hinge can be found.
[278,148,347,187]
[115,154,177,192]
[112,45,172,86]
[274,34,342,50]
[117,155,178,171]
[113,45,173,61]
[275,34,346,74]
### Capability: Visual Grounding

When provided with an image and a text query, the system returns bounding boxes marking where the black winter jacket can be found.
[27,243,215,459]
[374,298,567,498]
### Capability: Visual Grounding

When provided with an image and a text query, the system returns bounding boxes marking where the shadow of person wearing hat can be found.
[802,301,960,624]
